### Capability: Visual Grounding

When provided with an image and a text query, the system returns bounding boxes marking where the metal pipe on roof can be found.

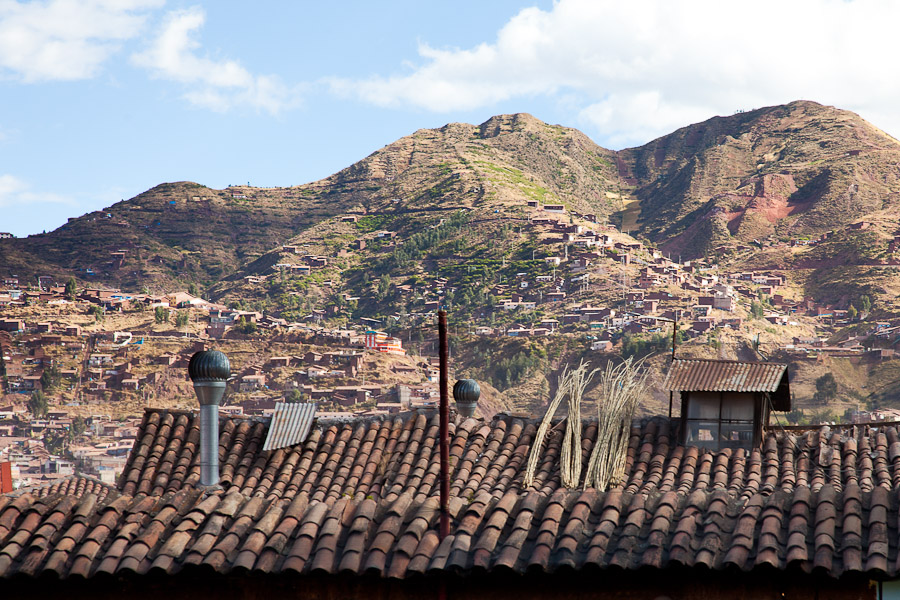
[189,350,230,487]
[199,403,219,487]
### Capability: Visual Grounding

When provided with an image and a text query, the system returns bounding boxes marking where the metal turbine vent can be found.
[189,350,230,487]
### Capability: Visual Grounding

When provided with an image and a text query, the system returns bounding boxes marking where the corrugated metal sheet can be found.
[663,359,788,393]
[262,402,317,451]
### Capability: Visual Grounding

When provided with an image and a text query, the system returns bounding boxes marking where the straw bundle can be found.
[583,357,649,491]
[523,361,597,488]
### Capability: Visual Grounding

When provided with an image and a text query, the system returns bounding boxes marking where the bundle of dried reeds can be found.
[559,361,598,488]
[523,364,572,488]
[583,357,649,491]
[523,361,598,489]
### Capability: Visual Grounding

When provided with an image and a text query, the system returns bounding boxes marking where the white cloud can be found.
[0,0,162,81]
[0,174,75,207]
[330,0,900,147]
[132,7,301,114]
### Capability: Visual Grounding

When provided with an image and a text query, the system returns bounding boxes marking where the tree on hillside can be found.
[285,389,305,403]
[40,364,60,391]
[65,277,77,300]
[813,373,838,405]
[89,305,104,323]
[236,317,257,335]
[28,390,49,418]
[750,301,765,319]
[43,429,69,456]
[175,311,189,328]
[187,282,199,296]
[154,306,169,324]
[72,416,87,437]
[848,305,858,320]
[377,274,391,300]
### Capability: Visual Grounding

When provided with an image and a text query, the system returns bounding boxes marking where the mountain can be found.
[0,182,344,292]
[4,101,900,313]
[618,100,900,258]
[7,101,900,419]
[0,113,626,292]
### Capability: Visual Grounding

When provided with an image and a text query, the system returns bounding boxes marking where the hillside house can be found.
[506,325,532,337]
[268,356,290,368]
[502,301,537,311]
[691,319,713,333]
[642,299,659,313]
[0,319,24,332]
[20,375,42,391]
[121,378,139,391]
[239,374,266,392]
[303,351,324,365]
[167,292,207,308]
[364,330,405,355]
[88,354,114,368]
[538,318,559,332]
[692,304,712,317]
[304,256,328,268]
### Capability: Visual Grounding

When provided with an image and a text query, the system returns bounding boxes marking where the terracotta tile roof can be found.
[17,475,117,504]
[3,409,900,580]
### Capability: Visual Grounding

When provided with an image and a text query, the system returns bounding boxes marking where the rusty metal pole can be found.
[438,310,450,540]
[668,315,677,419]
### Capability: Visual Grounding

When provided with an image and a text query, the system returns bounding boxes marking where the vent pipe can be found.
[453,379,481,418]
[189,350,230,487]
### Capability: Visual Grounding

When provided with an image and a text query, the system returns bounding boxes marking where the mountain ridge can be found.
[3,100,900,313]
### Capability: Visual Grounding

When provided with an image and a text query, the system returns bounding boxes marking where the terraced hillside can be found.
[5,101,900,315]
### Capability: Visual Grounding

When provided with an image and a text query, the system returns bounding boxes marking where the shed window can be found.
[684,392,755,451]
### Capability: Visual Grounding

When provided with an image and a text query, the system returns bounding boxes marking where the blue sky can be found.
[2,0,898,237]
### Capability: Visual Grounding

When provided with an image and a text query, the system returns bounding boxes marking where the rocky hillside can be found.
[4,101,900,312]
[618,100,900,258]
[0,114,627,292]
[0,182,345,292]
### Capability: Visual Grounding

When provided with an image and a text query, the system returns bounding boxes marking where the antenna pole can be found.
[438,310,450,540]
[669,315,677,419]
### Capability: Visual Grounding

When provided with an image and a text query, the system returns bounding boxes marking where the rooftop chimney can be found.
[189,350,230,487]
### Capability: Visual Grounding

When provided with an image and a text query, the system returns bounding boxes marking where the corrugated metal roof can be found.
[663,359,788,393]
[262,402,317,451]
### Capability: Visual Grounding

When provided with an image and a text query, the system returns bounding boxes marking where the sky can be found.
[2,0,899,237]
